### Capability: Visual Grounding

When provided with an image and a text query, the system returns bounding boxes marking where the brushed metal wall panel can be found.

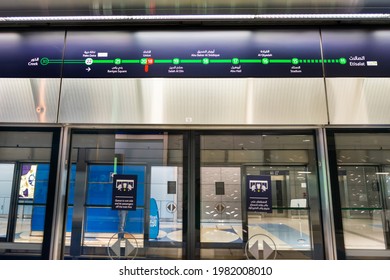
[0,78,60,123]
[249,78,328,124]
[59,78,328,125]
[59,79,143,124]
[327,78,390,124]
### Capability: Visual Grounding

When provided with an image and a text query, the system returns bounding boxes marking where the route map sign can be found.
[5,29,389,79]
[59,30,324,78]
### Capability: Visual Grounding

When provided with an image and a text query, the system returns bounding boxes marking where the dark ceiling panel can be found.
[0,0,390,17]
[0,1,390,26]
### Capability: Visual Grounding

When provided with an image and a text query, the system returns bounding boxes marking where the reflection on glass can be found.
[335,133,390,253]
[0,164,14,238]
[0,131,53,258]
[18,165,37,199]
[15,163,49,244]
[150,166,183,242]
[65,133,183,259]
[201,167,243,244]
[338,166,385,249]
[200,134,318,260]
[246,167,311,252]
[82,164,146,249]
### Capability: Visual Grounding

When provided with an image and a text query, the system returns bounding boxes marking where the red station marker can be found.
[144,58,154,72]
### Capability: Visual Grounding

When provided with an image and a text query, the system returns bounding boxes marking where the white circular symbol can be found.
[107,232,138,260]
[85,58,93,65]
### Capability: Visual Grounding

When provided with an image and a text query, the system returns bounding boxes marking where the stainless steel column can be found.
[49,126,71,259]
[316,128,337,259]
[69,148,87,258]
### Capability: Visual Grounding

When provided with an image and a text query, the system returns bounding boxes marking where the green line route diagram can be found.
[39,56,348,75]
[40,57,348,66]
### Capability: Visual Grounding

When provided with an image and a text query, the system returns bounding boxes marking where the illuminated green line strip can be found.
[210,59,232,63]
[93,60,115,63]
[154,59,173,63]
[45,57,349,65]
[272,207,309,210]
[122,60,140,63]
[63,61,86,64]
[180,59,203,63]
[270,59,292,63]
[342,207,382,211]
[240,59,262,63]
[113,157,117,175]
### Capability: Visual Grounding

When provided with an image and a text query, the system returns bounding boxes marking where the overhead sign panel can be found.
[0,31,65,78]
[321,29,389,77]
[61,30,323,78]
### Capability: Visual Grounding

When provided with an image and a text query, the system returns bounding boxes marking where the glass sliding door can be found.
[338,166,385,250]
[0,129,60,259]
[0,164,14,240]
[328,131,390,259]
[198,132,324,260]
[244,166,312,258]
[64,130,184,259]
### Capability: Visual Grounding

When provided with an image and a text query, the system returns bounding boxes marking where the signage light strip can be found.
[1,13,390,22]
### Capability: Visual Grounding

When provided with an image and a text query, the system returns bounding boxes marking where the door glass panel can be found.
[199,133,322,260]
[334,133,390,259]
[245,166,311,252]
[65,132,184,259]
[83,164,146,249]
[201,166,243,244]
[150,166,183,243]
[0,164,14,239]
[0,131,54,258]
[338,166,385,250]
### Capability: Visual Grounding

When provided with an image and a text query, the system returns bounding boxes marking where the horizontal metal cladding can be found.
[58,78,328,125]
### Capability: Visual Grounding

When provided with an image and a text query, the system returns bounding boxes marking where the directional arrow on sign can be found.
[249,240,259,260]
[110,238,135,258]
[263,240,274,260]
[167,202,177,213]
[124,239,135,256]
[110,239,121,257]
[248,239,275,260]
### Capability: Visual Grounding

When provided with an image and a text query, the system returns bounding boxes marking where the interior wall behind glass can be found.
[335,133,390,254]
